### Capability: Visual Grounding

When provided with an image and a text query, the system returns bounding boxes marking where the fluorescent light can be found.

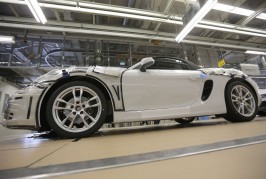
[0,35,15,43]
[25,0,47,24]
[175,0,217,43]
[257,13,266,20]
[245,50,266,55]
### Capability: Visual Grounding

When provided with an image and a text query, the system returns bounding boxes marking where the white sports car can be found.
[2,57,261,138]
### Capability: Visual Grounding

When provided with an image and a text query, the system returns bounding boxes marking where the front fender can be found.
[245,77,262,106]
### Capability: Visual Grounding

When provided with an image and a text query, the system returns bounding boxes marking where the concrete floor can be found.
[0,117,266,178]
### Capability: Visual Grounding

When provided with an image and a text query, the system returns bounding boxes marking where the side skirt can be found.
[113,107,226,123]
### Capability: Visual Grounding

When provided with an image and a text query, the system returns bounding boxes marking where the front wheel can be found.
[174,117,195,124]
[224,81,257,122]
[46,81,107,138]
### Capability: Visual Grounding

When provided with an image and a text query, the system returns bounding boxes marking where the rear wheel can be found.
[46,81,107,138]
[174,117,195,124]
[224,81,257,122]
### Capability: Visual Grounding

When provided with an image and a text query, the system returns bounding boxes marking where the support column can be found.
[181,44,188,61]
[193,45,202,66]
[85,39,90,66]
[8,44,15,67]
[37,36,43,68]
[128,43,132,67]
[62,36,66,68]
[107,41,110,66]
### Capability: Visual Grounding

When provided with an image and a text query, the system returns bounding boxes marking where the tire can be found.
[46,81,107,138]
[174,117,195,124]
[224,81,257,122]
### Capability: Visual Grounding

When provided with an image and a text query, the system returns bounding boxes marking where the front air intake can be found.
[201,80,213,101]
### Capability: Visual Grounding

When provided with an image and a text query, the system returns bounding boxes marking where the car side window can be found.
[156,61,181,70]
[146,61,158,69]
[147,60,182,70]
[174,59,191,70]
[180,63,190,70]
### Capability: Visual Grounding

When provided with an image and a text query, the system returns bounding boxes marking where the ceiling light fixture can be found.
[25,0,47,24]
[257,13,266,20]
[175,0,217,43]
[245,50,266,55]
[0,35,15,43]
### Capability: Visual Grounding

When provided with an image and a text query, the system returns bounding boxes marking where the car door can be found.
[122,60,204,111]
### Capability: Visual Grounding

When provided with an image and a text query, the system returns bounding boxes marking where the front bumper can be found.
[2,86,44,130]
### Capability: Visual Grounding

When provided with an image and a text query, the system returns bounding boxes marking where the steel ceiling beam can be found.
[53,9,61,22]
[153,0,175,32]
[202,0,247,38]
[123,0,135,26]
[186,35,266,49]
[241,8,266,26]
[0,16,172,36]
[8,4,20,18]
[0,21,175,43]
[1,16,265,48]
[1,0,266,38]
[223,0,266,40]
[0,0,183,24]
[0,21,265,52]
[6,31,263,54]
[183,39,261,51]
[1,14,266,41]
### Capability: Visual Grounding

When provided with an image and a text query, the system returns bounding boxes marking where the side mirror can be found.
[140,57,155,72]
